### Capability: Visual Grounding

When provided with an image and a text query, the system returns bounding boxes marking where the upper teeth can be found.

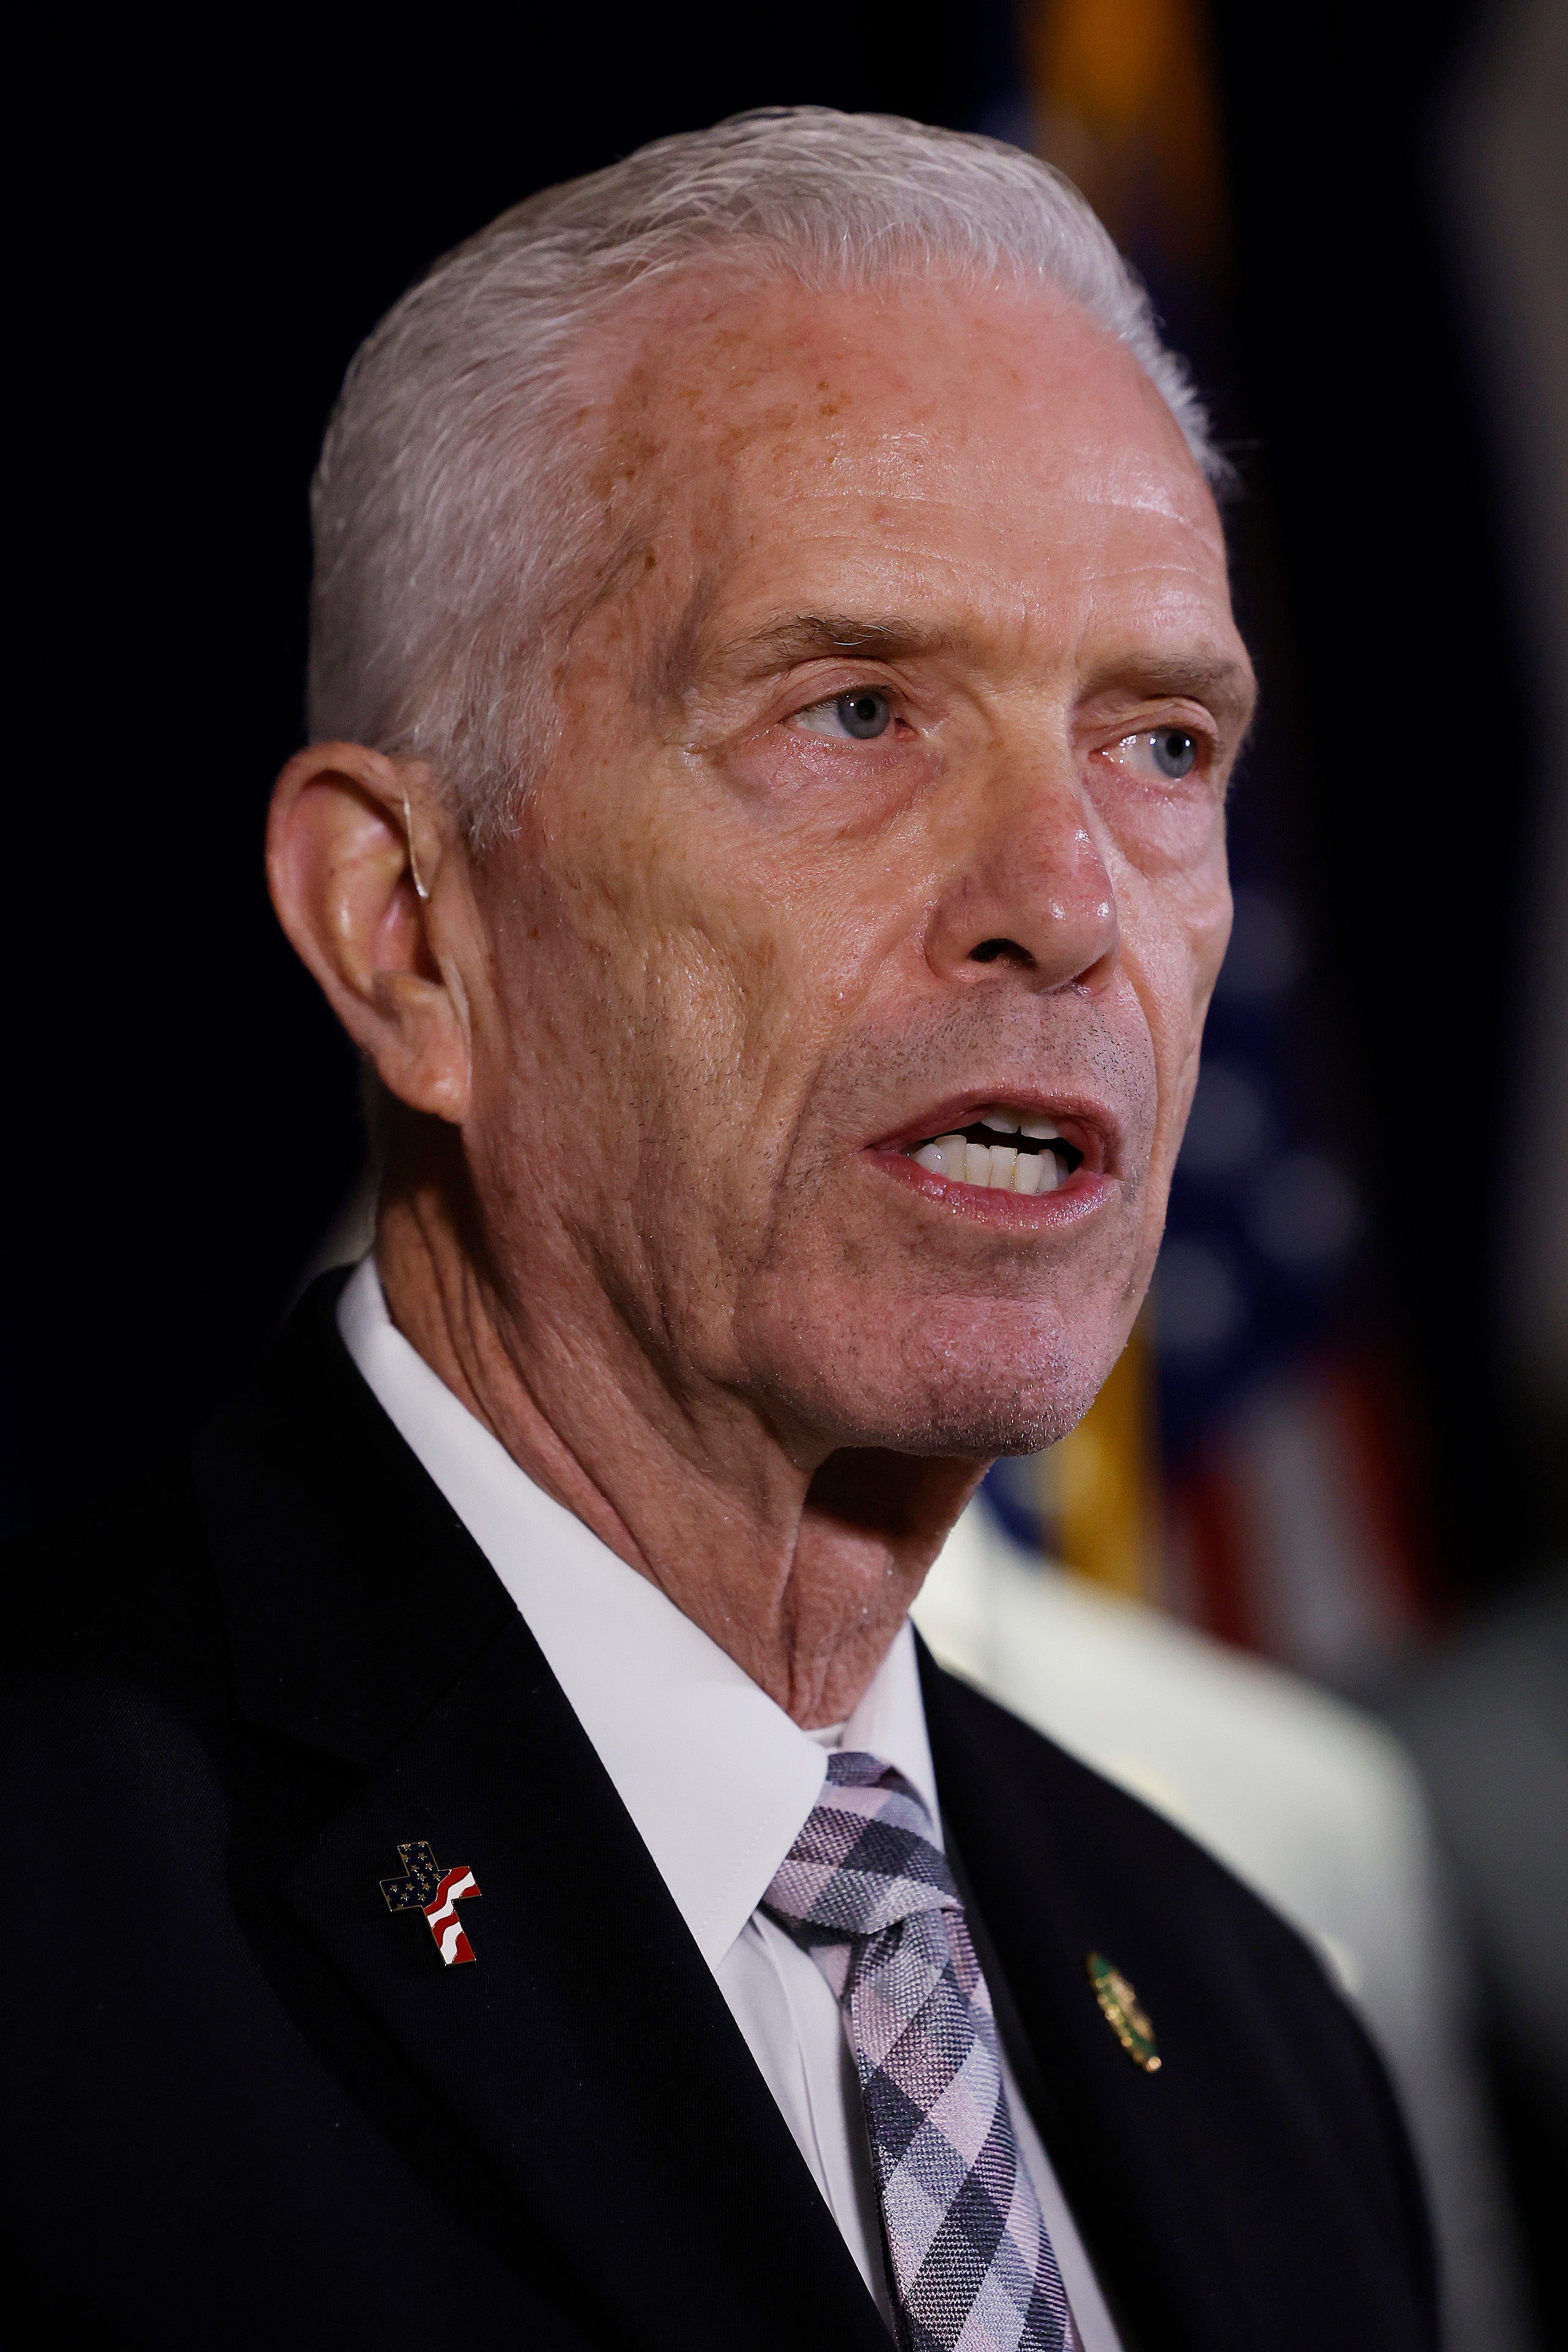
[908,1107,1068,1195]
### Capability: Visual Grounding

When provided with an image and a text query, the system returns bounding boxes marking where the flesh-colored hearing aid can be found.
[403,796,432,902]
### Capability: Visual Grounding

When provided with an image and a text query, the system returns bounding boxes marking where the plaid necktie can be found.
[762,1750,1077,2352]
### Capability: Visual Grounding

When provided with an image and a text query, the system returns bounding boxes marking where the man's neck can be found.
[374,1178,984,1728]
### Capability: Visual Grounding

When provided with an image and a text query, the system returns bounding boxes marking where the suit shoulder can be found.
[923,1647,1408,2108]
[927,1649,1306,1931]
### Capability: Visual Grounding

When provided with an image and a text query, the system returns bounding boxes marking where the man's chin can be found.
[739,1267,1140,1460]
[876,1387,1097,1461]
[762,1341,1115,1463]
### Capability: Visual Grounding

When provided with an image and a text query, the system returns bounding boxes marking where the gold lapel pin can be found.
[1086,1951,1161,2072]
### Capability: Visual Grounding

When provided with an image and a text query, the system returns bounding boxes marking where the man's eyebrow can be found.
[673,608,1259,736]
[1080,652,1258,734]
[654,602,953,709]
[723,612,958,675]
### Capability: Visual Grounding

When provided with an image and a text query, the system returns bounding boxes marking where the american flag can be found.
[380,1840,481,1966]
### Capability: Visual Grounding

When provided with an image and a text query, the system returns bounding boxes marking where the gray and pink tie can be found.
[763,1750,1077,2352]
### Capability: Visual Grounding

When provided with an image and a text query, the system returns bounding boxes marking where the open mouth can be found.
[901,1106,1085,1197]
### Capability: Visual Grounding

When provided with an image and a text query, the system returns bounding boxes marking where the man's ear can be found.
[266,744,472,1123]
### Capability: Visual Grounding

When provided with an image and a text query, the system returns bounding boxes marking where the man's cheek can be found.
[1089,778,1226,880]
[685,881,864,1070]
[1114,897,1193,1069]
[627,918,789,1145]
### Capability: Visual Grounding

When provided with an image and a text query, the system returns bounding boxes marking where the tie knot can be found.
[762,1749,958,1940]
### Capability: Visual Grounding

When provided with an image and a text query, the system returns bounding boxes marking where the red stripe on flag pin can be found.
[424,1865,480,1965]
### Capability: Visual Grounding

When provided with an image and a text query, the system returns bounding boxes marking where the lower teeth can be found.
[910,1134,1064,1194]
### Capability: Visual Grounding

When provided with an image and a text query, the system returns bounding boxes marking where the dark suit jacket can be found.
[3,1277,1437,2350]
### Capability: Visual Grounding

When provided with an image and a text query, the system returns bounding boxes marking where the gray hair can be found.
[308,107,1224,847]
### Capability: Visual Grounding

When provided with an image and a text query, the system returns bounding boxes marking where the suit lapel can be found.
[195,1281,886,2352]
[919,1634,1418,2352]
[280,1608,883,2350]
[911,1642,1163,2350]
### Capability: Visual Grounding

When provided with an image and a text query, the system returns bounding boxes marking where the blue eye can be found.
[1152,728,1197,779]
[794,687,896,742]
[834,690,891,739]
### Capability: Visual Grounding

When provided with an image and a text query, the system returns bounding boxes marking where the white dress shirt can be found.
[338,1257,1121,2348]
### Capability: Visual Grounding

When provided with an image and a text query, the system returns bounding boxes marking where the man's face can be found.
[460,270,1254,1461]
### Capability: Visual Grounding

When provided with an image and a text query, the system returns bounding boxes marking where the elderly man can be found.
[5,112,1435,2351]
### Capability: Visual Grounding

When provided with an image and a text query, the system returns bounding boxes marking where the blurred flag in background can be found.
[978,0,1443,1680]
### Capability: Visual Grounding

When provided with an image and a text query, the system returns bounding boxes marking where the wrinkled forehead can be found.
[574,262,1229,662]
[587,266,1216,515]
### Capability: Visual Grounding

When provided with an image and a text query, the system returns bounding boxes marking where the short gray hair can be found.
[308,107,1224,847]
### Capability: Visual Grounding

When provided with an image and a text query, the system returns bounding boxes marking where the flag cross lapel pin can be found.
[1086,1950,1161,2071]
[381,1840,482,1966]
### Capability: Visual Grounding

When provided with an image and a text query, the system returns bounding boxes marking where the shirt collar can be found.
[336,1256,941,1970]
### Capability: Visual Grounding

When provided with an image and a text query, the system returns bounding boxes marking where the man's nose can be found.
[922,765,1121,993]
